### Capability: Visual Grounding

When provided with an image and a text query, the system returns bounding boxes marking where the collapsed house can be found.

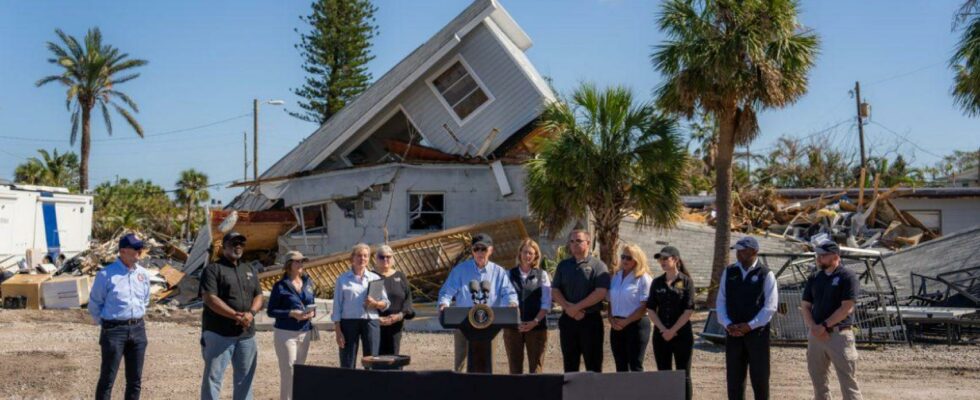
[228,0,555,259]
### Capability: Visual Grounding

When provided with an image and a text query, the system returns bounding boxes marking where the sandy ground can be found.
[1,309,978,399]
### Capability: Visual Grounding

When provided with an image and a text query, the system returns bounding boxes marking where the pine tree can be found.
[290,0,378,124]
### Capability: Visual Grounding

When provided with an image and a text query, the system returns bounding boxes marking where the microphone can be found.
[468,280,480,302]
[480,280,491,294]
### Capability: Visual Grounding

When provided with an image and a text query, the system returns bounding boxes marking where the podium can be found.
[440,306,519,373]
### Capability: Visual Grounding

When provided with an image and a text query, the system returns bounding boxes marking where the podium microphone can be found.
[468,280,480,302]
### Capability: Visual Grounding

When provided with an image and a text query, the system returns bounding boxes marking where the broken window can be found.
[293,204,328,236]
[346,109,427,166]
[431,59,491,122]
[408,193,444,232]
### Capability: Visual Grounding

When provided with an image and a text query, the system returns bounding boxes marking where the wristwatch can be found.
[248,310,257,317]
[534,317,543,323]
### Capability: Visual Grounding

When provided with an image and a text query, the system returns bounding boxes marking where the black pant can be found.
[726,326,771,400]
[653,324,694,400]
[96,321,148,400]
[379,321,404,355]
[609,317,650,372]
[558,312,604,372]
[338,319,380,369]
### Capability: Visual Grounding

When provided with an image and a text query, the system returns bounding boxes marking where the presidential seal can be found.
[467,303,494,329]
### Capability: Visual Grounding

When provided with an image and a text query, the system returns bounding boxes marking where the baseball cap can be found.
[118,234,144,251]
[471,233,493,248]
[222,231,247,244]
[814,240,841,256]
[731,237,760,251]
[653,246,681,259]
[285,250,308,262]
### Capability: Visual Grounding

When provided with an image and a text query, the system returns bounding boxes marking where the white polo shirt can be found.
[607,270,653,318]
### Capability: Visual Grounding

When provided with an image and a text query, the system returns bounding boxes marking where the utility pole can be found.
[855,81,868,209]
[253,99,259,182]
[243,131,249,182]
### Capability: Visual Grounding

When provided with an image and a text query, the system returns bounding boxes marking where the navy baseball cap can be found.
[814,240,841,256]
[222,231,247,244]
[471,233,493,248]
[118,234,144,251]
[731,237,760,251]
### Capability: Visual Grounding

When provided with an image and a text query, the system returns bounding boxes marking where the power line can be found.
[867,60,946,87]
[867,120,945,159]
[0,112,251,143]
[752,118,854,153]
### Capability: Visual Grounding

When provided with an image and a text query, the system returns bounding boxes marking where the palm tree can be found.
[526,84,686,266]
[13,148,81,191]
[175,169,210,241]
[652,0,819,301]
[36,27,147,192]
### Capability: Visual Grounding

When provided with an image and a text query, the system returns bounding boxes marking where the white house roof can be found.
[261,0,541,180]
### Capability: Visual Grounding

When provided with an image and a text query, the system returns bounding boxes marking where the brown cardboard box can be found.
[41,275,93,309]
[1,274,53,310]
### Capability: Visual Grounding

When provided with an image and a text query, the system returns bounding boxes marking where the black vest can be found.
[724,263,771,326]
[509,267,547,330]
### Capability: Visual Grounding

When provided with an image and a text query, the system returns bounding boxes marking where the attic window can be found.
[431,59,491,122]
[408,193,444,232]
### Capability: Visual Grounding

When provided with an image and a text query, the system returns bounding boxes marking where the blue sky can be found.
[1,0,978,202]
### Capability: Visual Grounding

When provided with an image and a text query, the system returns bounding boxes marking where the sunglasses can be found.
[377,254,393,260]
[230,242,246,248]
[620,254,634,261]
[568,239,587,244]
[472,246,489,253]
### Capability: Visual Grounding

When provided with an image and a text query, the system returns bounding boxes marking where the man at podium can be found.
[438,233,519,371]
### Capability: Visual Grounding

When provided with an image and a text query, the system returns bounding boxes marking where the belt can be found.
[102,318,144,327]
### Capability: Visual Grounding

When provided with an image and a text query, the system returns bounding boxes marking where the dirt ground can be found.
[1,309,978,400]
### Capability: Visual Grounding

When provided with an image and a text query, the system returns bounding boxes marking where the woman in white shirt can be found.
[331,243,390,369]
[607,243,653,372]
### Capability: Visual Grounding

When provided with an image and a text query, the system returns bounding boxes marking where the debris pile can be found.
[697,187,939,250]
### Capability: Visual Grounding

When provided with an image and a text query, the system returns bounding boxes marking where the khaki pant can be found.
[502,328,547,374]
[453,330,501,372]
[273,328,312,400]
[807,330,863,400]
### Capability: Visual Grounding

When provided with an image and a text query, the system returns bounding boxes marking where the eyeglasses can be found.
[568,239,587,244]
[472,246,489,253]
[620,254,634,261]
[377,255,393,260]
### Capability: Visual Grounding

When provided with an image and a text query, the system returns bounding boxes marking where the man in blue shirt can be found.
[89,233,151,400]
[438,233,518,371]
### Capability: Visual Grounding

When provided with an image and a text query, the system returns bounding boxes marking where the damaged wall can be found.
[889,197,980,235]
[338,21,550,160]
[283,164,528,256]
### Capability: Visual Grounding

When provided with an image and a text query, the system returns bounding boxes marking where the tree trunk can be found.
[185,202,193,242]
[80,104,92,192]
[706,107,737,305]
[594,213,622,272]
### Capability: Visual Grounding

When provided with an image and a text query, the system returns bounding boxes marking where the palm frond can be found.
[100,100,113,136]
[112,103,144,137]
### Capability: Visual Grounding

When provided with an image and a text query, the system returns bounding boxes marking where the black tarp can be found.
[293,365,685,400]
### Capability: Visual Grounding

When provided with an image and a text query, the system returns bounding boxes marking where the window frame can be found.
[426,55,495,126]
[290,203,329,238]
[407,192,446,233]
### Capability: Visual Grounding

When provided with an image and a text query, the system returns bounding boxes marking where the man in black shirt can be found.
[199,232,263,400]
[801,240,864,400]
[551,229,610,372]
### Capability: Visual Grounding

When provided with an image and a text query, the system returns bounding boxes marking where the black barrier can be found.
[293,365,685,400]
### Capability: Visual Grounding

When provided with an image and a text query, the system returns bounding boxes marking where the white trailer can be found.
[0,183,93,271]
